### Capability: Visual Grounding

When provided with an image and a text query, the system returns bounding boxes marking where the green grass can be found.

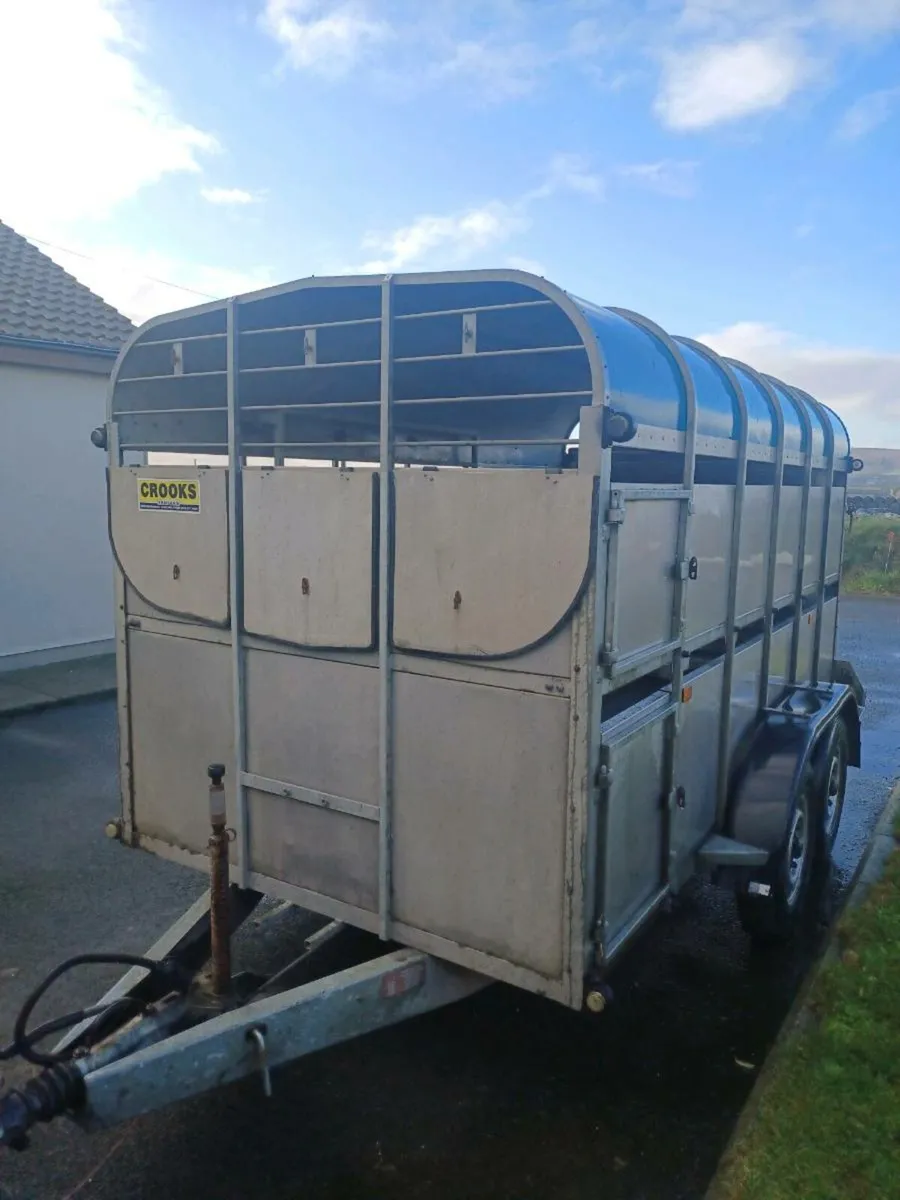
[712,815,900,1200]
[842,515,900,596]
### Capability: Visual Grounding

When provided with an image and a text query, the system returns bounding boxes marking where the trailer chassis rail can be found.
[0,907,485,1151]
[75,946,485,1130]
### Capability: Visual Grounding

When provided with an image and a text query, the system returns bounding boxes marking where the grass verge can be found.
[842,515,900,596]
[711,813,900,1200]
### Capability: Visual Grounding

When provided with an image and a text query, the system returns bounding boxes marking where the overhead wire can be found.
[17,230,219,301]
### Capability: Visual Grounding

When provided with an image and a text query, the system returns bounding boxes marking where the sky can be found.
[1,0,899,445]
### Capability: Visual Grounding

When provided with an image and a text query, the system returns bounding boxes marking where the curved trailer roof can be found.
[110,270,850,468]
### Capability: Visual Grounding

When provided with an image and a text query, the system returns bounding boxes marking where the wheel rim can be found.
[786,791,810,907]
[823,748,845,841]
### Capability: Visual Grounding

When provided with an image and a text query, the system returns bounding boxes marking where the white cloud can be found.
[528,153,605,201]
[696,321,900,447]
[820,0,900,34]
[39,239,273,326]
[617,159,699,198]
[260,0,391,77]
[432,38,547,100]
[0,0,218,233]
[352,152,602,273]
[568,18,606,58]
[655,37,812,130]
[836,86,900,140]
[200,186,262,205]
[358,201,528,273]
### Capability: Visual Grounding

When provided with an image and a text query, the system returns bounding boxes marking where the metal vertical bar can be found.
[608,310,696,893]
[775,384,813,686]
[796,391,834,686]
[666,347,696,888]
[226,298,250,889]
[107,419,136,845]
[677,340,748,828]
[273,412,286,467]
[378,276,395,941]
[828,414,852,685]
[576,394,612,973]
[728,363,784,710]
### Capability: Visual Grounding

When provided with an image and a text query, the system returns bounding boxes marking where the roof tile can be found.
[0,220,134,350]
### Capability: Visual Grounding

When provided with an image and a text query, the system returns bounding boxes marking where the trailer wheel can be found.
[815,717,849,859]
[736,770,815,945]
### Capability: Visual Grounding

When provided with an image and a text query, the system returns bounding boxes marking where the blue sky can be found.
[2,0,899,443]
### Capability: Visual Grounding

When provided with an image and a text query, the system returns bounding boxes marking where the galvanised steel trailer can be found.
[0,270,864,1149]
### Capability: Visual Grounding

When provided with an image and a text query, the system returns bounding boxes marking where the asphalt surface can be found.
[1,595,899,1200]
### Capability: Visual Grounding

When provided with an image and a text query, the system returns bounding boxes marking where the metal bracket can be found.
[462,312,477,355]
[597,643,618,668]
[606,490,626,525]
[696,834,768,868]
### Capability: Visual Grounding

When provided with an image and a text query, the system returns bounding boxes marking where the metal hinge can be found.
[606,489,626,525]
[597,643,617,669]
[594,746,614,791]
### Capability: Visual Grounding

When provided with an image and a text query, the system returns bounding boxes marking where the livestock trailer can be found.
[0,270,864,1147]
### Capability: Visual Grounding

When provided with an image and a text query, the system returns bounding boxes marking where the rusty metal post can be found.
[207,763,231,995]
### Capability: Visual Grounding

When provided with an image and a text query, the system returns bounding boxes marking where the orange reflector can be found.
[681,685,693,702]
[808,613,813,624]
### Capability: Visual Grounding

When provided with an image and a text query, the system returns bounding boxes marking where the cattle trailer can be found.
[0,270,864,1148]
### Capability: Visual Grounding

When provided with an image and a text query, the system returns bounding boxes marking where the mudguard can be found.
[728,684,861,855]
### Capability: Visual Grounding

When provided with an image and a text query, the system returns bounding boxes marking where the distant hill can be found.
[851,448,900,497]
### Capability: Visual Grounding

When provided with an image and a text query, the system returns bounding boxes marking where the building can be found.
[0,220,134,671]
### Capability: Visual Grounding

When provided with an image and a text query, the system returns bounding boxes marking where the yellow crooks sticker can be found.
[137,478,200,513]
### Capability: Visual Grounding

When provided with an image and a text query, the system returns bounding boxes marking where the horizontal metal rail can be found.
[242,316,380,336]
[394,344,583,364]
[117,369,227,383]
[137,332,226,347]
[235,344,585,377]
[245,389,591,412]
[242,772,379,822]
[613,486,693,501]
[132,299,555,349]
[121,343,586,385]
[119,405,226,415]
[242,437,573,449]
[395,299,554,321]
[120,437,578,451]
[120,442,230,450]
[241,358,378,374]
[119,389,591,420]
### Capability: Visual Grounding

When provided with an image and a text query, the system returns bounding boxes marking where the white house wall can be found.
[0,362,113,669]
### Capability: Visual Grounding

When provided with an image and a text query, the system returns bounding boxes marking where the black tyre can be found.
[736,770,816,945]
[815,717,849,859]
